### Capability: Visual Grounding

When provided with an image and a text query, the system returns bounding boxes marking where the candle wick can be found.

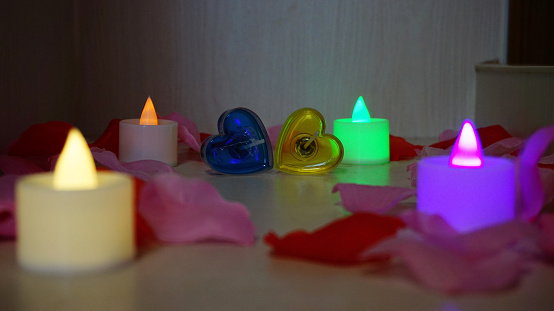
[303,131,319,149]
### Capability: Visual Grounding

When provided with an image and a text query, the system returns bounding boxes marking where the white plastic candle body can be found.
[16,172,135,274]
[119,119,178,166]
[333,118,389,164]
[417,156,515,232]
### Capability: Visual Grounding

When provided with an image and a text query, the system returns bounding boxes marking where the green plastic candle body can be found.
[333,118,390,164]
[274,108,344,174]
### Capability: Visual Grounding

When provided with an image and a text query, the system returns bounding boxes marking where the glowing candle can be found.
[333,96,390,164]
[16,128,135,274]
[119,97,178,165]
[417,120,515,232]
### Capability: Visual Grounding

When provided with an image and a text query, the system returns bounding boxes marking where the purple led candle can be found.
[417,120,515,232]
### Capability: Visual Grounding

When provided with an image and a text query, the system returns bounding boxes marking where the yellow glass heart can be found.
[274,108,344,174]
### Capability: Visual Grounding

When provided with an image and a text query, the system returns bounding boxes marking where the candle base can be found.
[417,156,515,232]
[119,119,178,166]
[333,118,390,164]
[16,172,135,274]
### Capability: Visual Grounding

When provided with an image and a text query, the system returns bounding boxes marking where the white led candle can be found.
[119,97,178,166]
[16,128,135,274]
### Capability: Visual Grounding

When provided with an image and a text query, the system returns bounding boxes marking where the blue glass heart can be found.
[201,108,273,174]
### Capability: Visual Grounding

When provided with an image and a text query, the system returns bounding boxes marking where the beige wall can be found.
[2,0,506,147]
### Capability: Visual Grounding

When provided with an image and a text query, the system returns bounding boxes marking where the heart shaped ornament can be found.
[201,108,273,174]
[274,108,344,174]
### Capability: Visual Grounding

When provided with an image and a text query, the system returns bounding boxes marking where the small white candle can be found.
[16,128,135,274]
[417,120,515,232]
[119,97,177,166]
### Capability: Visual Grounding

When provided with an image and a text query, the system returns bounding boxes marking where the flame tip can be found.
[140,97,158,125]
[449,119,484,168]
[53,127,98,190]
[352,96,371,122]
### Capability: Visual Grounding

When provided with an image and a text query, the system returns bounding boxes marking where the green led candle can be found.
[333,96,390,164]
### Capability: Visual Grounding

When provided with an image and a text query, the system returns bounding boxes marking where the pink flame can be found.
[449,120,484,167]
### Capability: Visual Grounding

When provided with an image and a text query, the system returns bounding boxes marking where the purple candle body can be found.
[417,119,516,232]
[417,155,515,232]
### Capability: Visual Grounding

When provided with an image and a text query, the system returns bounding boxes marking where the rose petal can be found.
[433,221,541,259]
[89,147,175,181]
[389,135,423,161]
[363,232,524,293]
[163,112,201,152]
[418,146,450,157]
[537,213,554,258]
[332,183,416,214]
[0,175,18,239]
[267,124,283,149]
[8,121,72,156]
[6,121,73,171]
[429,125,513,150]
[89,119,121,156]
[438,129,457,142]
[138,174,255,245]
[399,210,458,237]
[0,155,44,175]
[407,162,418,187]
[539,153,554,164]
[400,211,541,257]
[265,213,405,264]
[518,125,554,220]
[539,167,554,205]
[483,137,524,157]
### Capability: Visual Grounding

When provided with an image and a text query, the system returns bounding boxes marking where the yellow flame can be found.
[53,128,98,190]
[140,96,158,125]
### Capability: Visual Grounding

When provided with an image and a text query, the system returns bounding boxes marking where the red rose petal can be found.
[8,121,73,156]
[389,134,423,161]
[89,119,121,156]
[429,125,512,150]
[265,213,405,265]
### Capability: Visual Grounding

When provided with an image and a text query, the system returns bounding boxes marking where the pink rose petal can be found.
[539,167,554,206]
[0,175,18,238]
[518,125,554,220]
[0,155,44,175]
[483,137,524,157]
[438,129,457,142]
[363,232,524,293]
[50,148,175,181]
[92,148,175,181]
[407,162,418,187]
[418,146,450,157]
[163,112,201,152]
[138,174,255,245]
[267,124,283,149]
[361,217,541,293]
[90,148,175,181]
[539,153,554,164]
[332,183,416,214]
[399,210,458,237]
[537,213,554,258]
[430,221,541,260]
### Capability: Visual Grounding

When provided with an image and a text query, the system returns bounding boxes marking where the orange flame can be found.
[140,96,158,125]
